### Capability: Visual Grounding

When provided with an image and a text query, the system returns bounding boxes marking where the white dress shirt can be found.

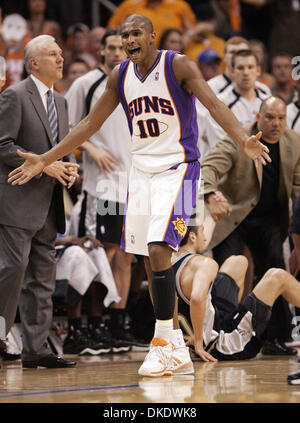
[30,74,54,113]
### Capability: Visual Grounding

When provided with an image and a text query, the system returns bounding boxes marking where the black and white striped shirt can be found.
[204,87,269,151]
[287,101,300,134]
[207,73,272,97]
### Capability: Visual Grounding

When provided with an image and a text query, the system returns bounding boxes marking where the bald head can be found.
[122,14,154,33]
[259,96,286,114]
[257,96,287,143]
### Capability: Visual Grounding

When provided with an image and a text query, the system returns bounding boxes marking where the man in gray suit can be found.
[0,35,79,368]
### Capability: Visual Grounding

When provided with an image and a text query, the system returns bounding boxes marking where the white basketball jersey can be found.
[117,50,200,173]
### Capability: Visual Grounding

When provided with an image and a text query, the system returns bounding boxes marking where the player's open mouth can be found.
[128,47,141,59]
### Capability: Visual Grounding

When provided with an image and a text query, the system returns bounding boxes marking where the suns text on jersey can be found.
[128,96,175,120]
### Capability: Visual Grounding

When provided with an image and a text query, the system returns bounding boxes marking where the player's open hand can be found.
[186,338,218,362]
[8,150,46,185]
[244,131,271,167]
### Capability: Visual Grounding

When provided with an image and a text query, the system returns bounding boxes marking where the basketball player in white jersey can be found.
[173,215,300,363]
[9,14,271,378]
[65,28,147,352]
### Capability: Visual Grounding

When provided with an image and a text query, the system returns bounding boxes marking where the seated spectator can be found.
[25,0,63,48]
[184,3,225,65]
[56,58,90,95]
[107,0,196,47]
[249,39,275,88]
[53,234,125,355]
[0,13,32,90]
[197,48,221,81]
[158,28,184,52]
[271,52,297,105]
[64,23,96,70]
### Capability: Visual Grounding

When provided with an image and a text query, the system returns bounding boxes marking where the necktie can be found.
[47,90,58,143]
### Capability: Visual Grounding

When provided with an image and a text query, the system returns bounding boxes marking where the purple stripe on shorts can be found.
[120,189,129,252]
[117,59,133,135]
[163,160,200,249]
[164,50,200,162]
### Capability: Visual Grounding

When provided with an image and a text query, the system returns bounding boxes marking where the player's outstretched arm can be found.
[8,66,121,185]
[172,54,271,167]
[187,256,218,362]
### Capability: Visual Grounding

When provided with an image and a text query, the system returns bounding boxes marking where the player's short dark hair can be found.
[231,49,259,67]
[271,51,293,68]
[122,14,154,33]
[180,225,198,247]
[101,27,121,47]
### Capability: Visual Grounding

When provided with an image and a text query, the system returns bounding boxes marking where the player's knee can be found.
[225,255,248,270]
[235,255,248,280]
[64,245,87,261]
[148,243,172,270]
[264,267,287,289]
[115,250,133,268]
[220,255,248,282]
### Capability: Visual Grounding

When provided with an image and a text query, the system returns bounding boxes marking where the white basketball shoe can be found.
[172,345,194,375]
[138,337,174,377]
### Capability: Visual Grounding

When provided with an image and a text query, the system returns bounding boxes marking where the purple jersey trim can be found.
[117,59,133,135]
[164,50,200,163]
[134,51,162,82]
[163,161,200,249]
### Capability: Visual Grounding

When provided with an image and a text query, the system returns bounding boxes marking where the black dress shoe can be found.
[0,339,6,351]
[0,350,21,361]
[261,338,298,356]
[22,354,76,368]
[287,370,300,385]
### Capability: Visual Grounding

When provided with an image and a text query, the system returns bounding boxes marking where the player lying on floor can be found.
[172,209,300,361]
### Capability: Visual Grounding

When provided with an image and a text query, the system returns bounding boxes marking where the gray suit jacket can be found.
[0,76,70,233]
[201,121,300,249]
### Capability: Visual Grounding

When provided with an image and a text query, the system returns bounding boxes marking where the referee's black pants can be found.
[213,215,293,342]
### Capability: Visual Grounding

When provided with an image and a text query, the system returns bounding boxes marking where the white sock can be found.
[153,319,173,343]
[171,329,186,348]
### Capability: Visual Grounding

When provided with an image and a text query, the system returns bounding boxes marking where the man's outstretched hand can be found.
[244,131,271,167]
[8,150,47,185]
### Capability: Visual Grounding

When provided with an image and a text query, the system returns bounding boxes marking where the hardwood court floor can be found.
[0,349,299,403]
